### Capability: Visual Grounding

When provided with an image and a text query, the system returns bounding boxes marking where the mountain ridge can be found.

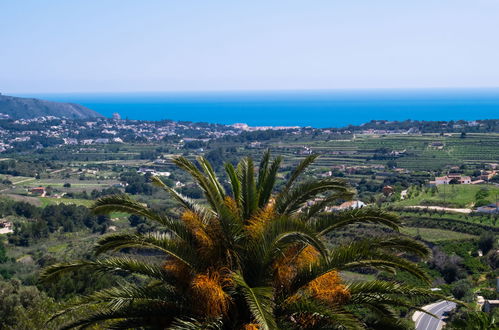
[0,94,102,119]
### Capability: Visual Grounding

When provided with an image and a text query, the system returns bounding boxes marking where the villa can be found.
[0,220,13,235]
[331,200,366,211]
[430,174,471,185]
[479,170,497,181]
[29,187,46,196]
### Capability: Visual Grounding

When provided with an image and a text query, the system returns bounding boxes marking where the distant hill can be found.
[0,94,102,119]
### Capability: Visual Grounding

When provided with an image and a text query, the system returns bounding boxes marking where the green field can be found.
[39,197,94,207]
[396,184,499,208]
[400,227,477,242]
[261,133,499,171]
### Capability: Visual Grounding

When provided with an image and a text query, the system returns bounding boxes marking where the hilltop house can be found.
[304,198,366,213]
[137,167,171,177]
[331,200,366,211]
[0,220,13,234]
[382,185,395,196]
[430,174,471,185]
[29,187,46,197]
[137,167,156,174]
[479,170,497,181]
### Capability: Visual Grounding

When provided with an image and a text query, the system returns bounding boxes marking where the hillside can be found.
[0,94,102,119]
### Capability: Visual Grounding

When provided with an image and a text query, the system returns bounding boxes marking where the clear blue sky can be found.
[1,0,499,93]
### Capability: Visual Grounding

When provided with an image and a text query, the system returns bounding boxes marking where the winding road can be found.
[414,300,457,330]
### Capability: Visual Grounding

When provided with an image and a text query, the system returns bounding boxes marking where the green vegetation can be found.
[400,227,477,242]
[0,198,110,247]
[0,119,498,328]
[447,310,499,329]
[38,197,94,207]
[397,184,499,208]
[0,94,101,120]
[42,153,446,329]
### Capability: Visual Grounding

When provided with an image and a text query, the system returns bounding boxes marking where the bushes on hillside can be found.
[7,203,110,246]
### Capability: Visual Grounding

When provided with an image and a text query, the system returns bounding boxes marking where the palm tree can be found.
[42,152,448,329]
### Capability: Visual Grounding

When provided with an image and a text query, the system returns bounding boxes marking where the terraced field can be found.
[400,227,477,242]
[261,133,499,171]
[396,184,499,208]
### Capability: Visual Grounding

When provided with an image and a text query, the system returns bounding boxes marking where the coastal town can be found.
[0,114,498,153]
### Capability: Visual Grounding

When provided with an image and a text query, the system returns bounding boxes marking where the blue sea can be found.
[17,88,499,128]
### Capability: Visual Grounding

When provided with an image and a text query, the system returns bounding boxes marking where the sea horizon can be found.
[14,87,499,128]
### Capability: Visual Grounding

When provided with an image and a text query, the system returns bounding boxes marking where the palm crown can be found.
[42,152,447,329]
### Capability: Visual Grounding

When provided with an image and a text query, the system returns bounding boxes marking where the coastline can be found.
[12,88,499,128]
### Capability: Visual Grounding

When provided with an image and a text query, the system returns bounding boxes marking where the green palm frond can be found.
[82,282,180,310]
[169,317,224,330]
[92,194,196,240]
[256,149,271,191]
[94,232,199,269]
[370,236,431,258]
[275,178,352,215]
[58,302,177,330]
[362,303,398,320]
[312,207,401,235]
[300,190,355,221]
[40,256,175,283]
[92,194,164,223]
[290,239,430,293]
[238,157,258,219]
[45,281,185,328]
[347,280,455,303]
[210,203,245,261]
[246,216,327,281]
[282,298,364,330]
[46,281,179,323]
[150,175,215,220]
[282,154,319,193]
[233,272,278,330]
[107,318,160,329]
[344,257,430,283]
[225,162,242,210]
[197,156,226,199]
[173,156,225,212]
[256,151,282,208]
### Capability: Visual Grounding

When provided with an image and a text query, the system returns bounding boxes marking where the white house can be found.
[431,174,471,185]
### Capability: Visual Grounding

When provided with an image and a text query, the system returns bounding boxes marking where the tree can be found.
[451,279,473,301]
[475,188,490,201]
[478,232,495,254]
[0,279,94,330]
[42,152,450,329]
[0,242,7,263]
[447,310,499,329]
[0,279,45,328]
[387,160,397,169]
[128,214,146,227]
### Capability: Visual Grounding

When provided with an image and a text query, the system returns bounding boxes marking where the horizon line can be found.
[9,86,499,96]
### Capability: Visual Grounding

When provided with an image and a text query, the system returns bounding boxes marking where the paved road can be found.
[405,206,472,214]
[414,300,457,330]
